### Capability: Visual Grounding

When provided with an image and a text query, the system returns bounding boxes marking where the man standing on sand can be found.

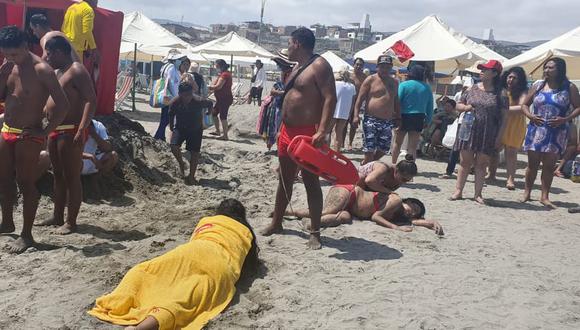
[35,36,96,235]
[29,13,80,62]
[353,55,401,164]
[61,0,99,65]
[261,28,336,249]
[343,57,366,150]
[0,26,69,253]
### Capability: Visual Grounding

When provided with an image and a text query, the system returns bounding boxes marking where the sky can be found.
[99,0,579,43]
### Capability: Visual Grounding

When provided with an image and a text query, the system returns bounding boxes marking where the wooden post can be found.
[132,43,137,111]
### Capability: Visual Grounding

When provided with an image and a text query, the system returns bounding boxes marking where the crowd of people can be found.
[1,11,579,327]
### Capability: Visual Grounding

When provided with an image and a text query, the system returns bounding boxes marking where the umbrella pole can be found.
[132,43,137,112]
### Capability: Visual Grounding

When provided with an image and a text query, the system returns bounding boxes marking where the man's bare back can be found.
[363,74,398,120]
[281,57,335,127]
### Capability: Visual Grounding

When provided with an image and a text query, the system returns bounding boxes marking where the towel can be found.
[88,215,253,330]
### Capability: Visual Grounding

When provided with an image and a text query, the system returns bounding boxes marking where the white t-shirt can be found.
[82,120,109,175]
[252,67,266,88]
[333,81,356,120]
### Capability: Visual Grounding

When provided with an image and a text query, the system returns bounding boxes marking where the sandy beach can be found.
[0,95,579,330]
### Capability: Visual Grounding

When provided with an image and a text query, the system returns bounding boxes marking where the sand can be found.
[1,94,579,330]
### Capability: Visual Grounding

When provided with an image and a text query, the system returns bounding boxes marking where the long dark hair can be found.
[215,59,229,72]
[501,66,528,101]
[543,57,569,91]
[216,199,259,276]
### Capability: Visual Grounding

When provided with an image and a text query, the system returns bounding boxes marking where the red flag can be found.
[385,40,415,63]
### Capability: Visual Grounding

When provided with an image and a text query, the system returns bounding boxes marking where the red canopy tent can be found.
[0,0,123,115]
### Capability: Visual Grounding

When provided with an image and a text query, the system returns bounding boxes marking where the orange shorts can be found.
[277,123,317,158]
[48,125,89,143]
[1,123,45,145]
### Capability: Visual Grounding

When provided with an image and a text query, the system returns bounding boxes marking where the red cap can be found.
[477,59,503,73]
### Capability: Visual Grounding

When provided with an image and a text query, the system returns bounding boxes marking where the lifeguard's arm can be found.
[74,65,97,142]
[81,6,97,50]
[0,61,14,100]
[312,59,337,146]
[41,63,70,134]
[411,219,444,236]
[353,76,371,124]
[364,165,393,194]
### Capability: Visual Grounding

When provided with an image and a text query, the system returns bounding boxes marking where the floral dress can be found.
[523,80,571,155]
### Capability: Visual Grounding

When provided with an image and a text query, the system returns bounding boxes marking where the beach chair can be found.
[115,71,134,110]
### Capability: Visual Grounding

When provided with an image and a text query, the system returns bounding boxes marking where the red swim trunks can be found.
[48,125,88,143]
[1,123,45,145]
[277,123,317,158]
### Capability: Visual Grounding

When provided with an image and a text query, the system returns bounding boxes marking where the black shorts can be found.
[401,113,426,132]
[170,128,202,152]
[250,87,263,99]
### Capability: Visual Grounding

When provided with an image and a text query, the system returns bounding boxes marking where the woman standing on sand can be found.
[209,59,233,140]
[450,60,508,205]
[487,66,529,190]
[521,57,580,208]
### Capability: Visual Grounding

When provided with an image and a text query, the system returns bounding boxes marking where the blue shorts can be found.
[362,115,394,153]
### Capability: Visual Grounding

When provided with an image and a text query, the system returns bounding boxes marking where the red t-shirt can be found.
[214,71,233,102]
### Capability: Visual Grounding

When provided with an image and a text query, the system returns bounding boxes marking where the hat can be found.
[377,54,393,65]
[272,48,295,67]
[477,59,503,73]
[255,59,262,65]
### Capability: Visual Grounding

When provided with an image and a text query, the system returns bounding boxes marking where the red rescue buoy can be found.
[287,135,359,184]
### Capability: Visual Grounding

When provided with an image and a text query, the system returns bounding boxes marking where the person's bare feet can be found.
[540,199,557,209]
[177,162,185,178]
[506,181,516,190]
[261,223,283,236]
[184,176,198,186]
[0,222,15,234]
[449,191,463,201]
[218,135,229,141]
[34,217,64,227]
[209,131,220,136]
[554,170,564,178]
[519,191,531,203]
[6,236,34,254]
[307,233,322,250]
[474,196,486,205]
[125,316,159,330]
[54,223,76,235]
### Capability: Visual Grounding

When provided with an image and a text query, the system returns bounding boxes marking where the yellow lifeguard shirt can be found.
[61,0,97,53]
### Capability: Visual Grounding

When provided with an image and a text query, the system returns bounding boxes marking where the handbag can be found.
[442,117,459,148]
[203,109,214,129]
[149,64,171,108]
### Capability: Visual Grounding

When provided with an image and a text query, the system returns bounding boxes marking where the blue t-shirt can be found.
[398,80,434,124]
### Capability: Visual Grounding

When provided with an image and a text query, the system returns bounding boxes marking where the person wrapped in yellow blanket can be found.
[88,199,259,330]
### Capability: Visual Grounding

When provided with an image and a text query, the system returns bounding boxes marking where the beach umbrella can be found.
[503,26,580,79]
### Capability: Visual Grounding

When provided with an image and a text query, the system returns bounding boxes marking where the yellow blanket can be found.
[88,215,253,330]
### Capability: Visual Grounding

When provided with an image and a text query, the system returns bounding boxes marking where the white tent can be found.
[503,26,580,79]
[321,51,353,72]
[120,12,206,63]
[355,15,506,73]
[189,31,276,66]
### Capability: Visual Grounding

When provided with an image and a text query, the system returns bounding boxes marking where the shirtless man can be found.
[261,28,336,249]
[353,55,401,164]
[343,57,367,150]
[287,185,444,235]
[36,36,96,234]
[0,26,69,253]
[29,14,80,63]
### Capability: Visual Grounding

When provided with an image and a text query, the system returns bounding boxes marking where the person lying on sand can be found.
[356,154,417,194]
[88,199,259,330]
[286,184,443,235]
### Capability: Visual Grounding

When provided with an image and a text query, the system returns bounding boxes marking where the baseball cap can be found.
[377,55,393,65]
[477,59,503,73]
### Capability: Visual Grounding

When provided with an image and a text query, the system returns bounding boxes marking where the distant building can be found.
[310,23,327,38]
[275,25,297,36]
[240,21,261,30]
[210,23,238,35]
[483,28,495,42]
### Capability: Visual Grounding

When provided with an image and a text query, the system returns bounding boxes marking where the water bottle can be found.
[458,111,475,141]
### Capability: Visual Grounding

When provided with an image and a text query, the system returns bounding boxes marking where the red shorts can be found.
[277,123,317,158]
[1,123,45,145]
[48,125,88,143]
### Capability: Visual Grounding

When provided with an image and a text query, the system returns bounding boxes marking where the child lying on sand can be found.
[287,184,444,235]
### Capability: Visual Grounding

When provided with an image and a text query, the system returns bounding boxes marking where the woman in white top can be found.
[331,69,356,151]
